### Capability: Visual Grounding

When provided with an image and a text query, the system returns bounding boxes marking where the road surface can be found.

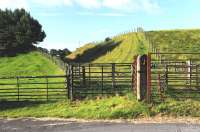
[1,118,200,132]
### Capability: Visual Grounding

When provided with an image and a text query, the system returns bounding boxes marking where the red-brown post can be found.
[147,53,152,103]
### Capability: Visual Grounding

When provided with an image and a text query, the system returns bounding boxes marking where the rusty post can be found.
[157,72,162,101]
[147,53,152,103]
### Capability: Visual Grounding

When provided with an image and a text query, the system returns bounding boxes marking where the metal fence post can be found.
[82,66,86,88]
[112,63,116,93]
[147,53,152,103]
[16,76,20,101]
[196,65,199,87]
[101,65,104,96]
[165,65,168,89]
[46,76,49,101]
[89,64,91,88]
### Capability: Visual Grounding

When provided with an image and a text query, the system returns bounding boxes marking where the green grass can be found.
[2,29,200,119]
[0,95,150,119]
[67,29,200,63]
[0,51,66,101]
[0,51,64,76]
[147,29,200,53]
[2,95,200,119]
[153,98,200,117]
[67,32,148,63]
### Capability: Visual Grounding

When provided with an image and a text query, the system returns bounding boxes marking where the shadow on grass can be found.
[152,86,200,104]
[0,101,53,111]
[69,40,123,63]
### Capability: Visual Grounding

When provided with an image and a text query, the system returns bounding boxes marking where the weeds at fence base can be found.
[0,95,150,119]
[1,94,200,119]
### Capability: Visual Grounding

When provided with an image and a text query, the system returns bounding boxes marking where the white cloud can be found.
[63,0,73,6]
[102,0,160,13]
[0,0,29,10]
[75,0,101,9]
[0,0,161,14]
[102,0,137,11]
[77,11,126,17]
[140,0,160,13]
[98,12,127,17]
[74,0,160,13]
[31,0,73,7]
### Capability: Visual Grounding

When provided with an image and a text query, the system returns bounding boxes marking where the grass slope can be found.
[67,29,200,63]
[147,29,200,53]
[0,51,66,101]
[67,32,148,63]
[93,32,148,63]
[0,51,64,76]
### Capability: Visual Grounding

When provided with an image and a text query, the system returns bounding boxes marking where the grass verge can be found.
[0,95,150,119]
[1,96,200,119]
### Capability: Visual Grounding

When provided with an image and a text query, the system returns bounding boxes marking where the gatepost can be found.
[136,55,148,101]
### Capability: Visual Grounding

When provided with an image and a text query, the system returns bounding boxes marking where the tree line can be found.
[0,9,46,55]
[38,47,71,62]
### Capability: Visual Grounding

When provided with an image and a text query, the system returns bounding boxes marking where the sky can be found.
[0,0,200,51]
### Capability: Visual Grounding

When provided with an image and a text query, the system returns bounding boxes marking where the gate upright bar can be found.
[147,53,152,103]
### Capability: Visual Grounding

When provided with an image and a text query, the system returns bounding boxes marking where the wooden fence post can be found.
[67,64,74,100]
[136,55,148,101]
[66,64,70,99]
[136,56,141,101]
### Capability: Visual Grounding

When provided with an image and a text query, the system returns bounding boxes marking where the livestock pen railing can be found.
[150,52,200,101]
[0,75,67,101]
[67,63,135,100]
[0,63,136,101]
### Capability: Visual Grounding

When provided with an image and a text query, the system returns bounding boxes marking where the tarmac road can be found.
[1,118,200,132]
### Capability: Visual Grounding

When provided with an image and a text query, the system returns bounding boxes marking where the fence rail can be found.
[0,75,67,101]
[67,63,135,100]
[0,63,136,101]
[150,52,200,101]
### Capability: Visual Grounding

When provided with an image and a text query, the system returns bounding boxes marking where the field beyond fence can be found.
[0,75,67,101]
[0,63,136,101]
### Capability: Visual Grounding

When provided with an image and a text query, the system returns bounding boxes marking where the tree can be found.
[0,9,46,53]
[50,48,71,61]
[50,49,58,56]
[105,37,111,42]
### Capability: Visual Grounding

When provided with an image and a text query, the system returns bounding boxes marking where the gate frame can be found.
[147,53,152,103]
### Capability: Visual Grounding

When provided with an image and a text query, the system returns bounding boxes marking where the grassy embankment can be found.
[0,51,65,101]
[2,29,200,119]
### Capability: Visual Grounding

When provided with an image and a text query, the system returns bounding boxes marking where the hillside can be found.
[67,29,200,63]
[0,51,64,77]
[67,32,148,63]
[147,29,200,53]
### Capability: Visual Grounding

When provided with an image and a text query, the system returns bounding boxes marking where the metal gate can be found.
[149,52,200,102]
[67,63,134,100]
